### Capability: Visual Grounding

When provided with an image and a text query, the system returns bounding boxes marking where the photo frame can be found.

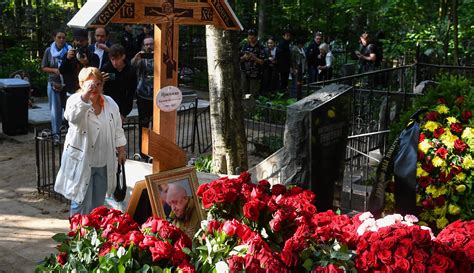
[126,180,154,225]
[145,166,203,238]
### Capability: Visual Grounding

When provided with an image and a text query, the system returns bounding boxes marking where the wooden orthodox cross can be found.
[68,0,242,173]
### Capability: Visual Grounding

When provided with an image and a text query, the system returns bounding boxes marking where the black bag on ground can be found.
[113,162,127,202]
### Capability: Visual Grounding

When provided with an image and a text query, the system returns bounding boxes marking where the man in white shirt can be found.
[88,27,111,69]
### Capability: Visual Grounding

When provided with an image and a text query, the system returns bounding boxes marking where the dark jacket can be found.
[59,49,100,94]
[306,41,324,67]
[276,39,291,73]
[101,61,137,117]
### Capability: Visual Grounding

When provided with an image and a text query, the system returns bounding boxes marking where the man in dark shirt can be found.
[101,44,137,121]
[306,32,324,83]
[239,29,265,97]
[59,29,100,95]
[276,30,292,91]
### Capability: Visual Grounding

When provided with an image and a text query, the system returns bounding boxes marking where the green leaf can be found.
[302,258,314,271]
[52,233,70,243]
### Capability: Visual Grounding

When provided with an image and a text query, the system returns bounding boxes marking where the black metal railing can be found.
[35,99,212,199]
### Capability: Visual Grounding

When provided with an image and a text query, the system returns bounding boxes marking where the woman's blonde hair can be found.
[77,67,103,92]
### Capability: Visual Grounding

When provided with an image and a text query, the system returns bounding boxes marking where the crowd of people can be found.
[41,25,155,216]
[240,29,383,98]
[40,24,382,217]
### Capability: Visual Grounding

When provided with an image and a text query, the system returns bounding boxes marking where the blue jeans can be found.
[47,83,64,135]
[70,166,107,216]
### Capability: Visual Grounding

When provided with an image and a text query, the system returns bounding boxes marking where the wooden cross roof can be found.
[67,0,242,30]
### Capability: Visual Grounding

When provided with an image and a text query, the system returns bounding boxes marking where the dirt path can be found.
[0,130,69,272]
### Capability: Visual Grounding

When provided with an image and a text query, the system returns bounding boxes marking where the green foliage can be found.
[0,46,47,95]
[389,76,474,142]
[194,154,213,173]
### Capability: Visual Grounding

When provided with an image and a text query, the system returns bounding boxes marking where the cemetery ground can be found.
[0,126,69,273]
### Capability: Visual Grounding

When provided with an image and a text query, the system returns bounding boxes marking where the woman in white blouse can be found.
[317,43,334,81]
[54,67,127,216]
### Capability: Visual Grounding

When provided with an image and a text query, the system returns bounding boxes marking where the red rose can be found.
[418,151,425,160]
[377,249,393,264]
[271,184,287,196]
[150,241,173,261]
[207,220,221,233]
[412,263,426,273]
[418,133,426,143]
[394,257,411,271]
[126,230,144,247]
[454,139,468,153]
[412,250,429,264]
[435,147,448,159]
[327,264,344,273]
[418,176,433,188]
[243,200,262,221]
[434,195,446,206]
[455,96,465,106]
[56,251,68,265]
[451,123,463,134]
[433,127,445,138]
[428,253,454,271]
[222,220,238,237]
[394,244,410,258]
[257,179,271,191]
[196,183,208,197]
[227,255,245,273]
[422,161,435,172]
[437,97,447,104]
[171,248,188,265]
[426,111,439,121]
[177,261,196,273]
[236,221,254,242]
[461,110,472,121]
[201,187,217,208]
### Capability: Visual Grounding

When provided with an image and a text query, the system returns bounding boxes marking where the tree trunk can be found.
[205,25,248,175]
[452,0,459,65]
[257,0,264,40]
[73,0,79,11]
[35,0,42,58]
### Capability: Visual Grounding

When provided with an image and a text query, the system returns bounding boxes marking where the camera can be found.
[140,52,154,59]
[74,47,87,60]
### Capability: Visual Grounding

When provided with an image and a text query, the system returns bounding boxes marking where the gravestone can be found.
[281,84,352,211]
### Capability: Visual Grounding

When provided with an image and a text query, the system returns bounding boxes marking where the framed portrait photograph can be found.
[145,166,203,238]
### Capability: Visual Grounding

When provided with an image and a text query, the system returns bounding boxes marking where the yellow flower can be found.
[436,105,449,114]
[456,184,466,193]
[426,185,448,198]
[436,217,449,229]
[416,193,422,204]
[416,166,429,177]
[432,156,446,168]
[440,131,458,149]
[461,127,474,140]
[418,139,432,154]
[327,109,336,118]
[446,116,459,125]
[455,172,466,181]
[462,155,474,169]
[448,204,461,215]
[424,121,440,132]
[434,205,447,216]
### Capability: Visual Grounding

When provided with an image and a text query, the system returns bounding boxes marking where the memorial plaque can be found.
[282,84,352,211]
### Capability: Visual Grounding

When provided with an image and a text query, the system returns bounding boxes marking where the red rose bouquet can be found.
[36,206,195,272]
[435,220,474,270]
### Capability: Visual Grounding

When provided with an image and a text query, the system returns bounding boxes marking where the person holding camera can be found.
[54,67,126,216]
[101,44,137,121]
[41,29,71,143]
[131,36,154,159]
[240,29,265,98]
[59,29,100,96]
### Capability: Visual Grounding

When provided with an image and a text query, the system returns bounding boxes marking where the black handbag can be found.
[113,162,127,202]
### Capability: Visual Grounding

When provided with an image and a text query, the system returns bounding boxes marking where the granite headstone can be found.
[281,84,352,211]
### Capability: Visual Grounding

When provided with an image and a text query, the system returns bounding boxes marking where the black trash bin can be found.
[0,78,30,135]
